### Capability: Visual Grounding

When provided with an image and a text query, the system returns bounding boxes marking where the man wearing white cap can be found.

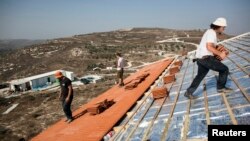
[185,17,233,99]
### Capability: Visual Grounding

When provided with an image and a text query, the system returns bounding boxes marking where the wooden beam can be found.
[203,79,211,125]
[160,58,191,141]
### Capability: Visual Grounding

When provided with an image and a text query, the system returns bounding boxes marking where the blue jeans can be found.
[62,98,73,120]
[187,56,229,94]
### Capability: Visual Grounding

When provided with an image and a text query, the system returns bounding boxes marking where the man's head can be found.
[116,52,122,58]
[210,17,227,34]
[55,71,64,80]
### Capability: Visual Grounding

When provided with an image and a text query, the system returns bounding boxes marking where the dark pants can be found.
[117,68,124,85]
[187,56,229,94]
[62,97,73,120]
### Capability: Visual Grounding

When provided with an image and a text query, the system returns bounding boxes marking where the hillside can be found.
[0,39,45,52]
[0,28,208,83]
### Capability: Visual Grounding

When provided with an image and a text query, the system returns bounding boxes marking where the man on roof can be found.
[55,71,74,123]
[116,52,125,87]
[185,17,233,99]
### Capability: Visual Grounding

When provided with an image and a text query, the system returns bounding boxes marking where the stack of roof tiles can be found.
[173,60,183,66]
[169,66,180,75]
[169,60,182,75]
[163,74,175,84]
[151,60,182,99]
[214,44,229,61]
[152,87,169,99]
[125,73,150,90]
[87,99,115,115]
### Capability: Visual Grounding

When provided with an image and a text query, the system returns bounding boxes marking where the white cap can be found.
[213,17,227,27]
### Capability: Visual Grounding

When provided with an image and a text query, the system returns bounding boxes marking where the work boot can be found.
[217,87,233,93]
[184,92,197,99]
[67,118,73,123]
[119,83,125,87]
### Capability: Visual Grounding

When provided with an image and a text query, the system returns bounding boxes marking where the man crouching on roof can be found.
[185,17,233,99]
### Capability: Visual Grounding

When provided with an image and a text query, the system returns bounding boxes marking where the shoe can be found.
[184,92,197,99]
[217,87,233,93]
[64,119,69,122]
[118,83,125,87]
[67,118,73,123]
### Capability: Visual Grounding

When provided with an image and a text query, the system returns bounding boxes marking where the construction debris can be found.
[163,74,175,84]
[2,103,19,115]
[87,99,115,115]
[152,87,169,99]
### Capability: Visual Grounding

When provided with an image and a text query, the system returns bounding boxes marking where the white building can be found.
[81,75,103,84]
[9,70,74,92]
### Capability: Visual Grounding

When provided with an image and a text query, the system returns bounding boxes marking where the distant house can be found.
[9,70,74,92]
[158,51,166,56]
[106,67,113,70]
[80,75,103,84]
[93,67,102,71]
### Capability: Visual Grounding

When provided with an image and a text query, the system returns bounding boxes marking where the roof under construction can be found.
[32,32,250,141]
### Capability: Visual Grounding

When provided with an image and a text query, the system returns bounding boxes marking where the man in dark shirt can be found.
[55,71,74,123]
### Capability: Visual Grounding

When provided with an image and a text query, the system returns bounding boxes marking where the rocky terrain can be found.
[0,39,45,52]
[0,76,116,141]
[0,28,205,83]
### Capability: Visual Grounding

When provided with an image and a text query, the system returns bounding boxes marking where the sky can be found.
[0,0,249,39]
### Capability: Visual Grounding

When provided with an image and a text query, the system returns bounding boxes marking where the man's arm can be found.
[117,58,121,68]
[66,85,73,103]
[206,43,227,60]
[58,88,62,100]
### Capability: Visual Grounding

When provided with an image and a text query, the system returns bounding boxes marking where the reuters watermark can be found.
[208,125,249,140]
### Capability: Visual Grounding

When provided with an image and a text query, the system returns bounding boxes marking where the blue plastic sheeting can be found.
[207,95,226,111]
[115,33,250,141]
[226,90,249,108]
[158,104,173,118]
[210,110,233,124]
[231,70,246,78]
[245,87,250,97]
[237,76,250,88]
[246,67,250,72]
[148,118,168,141]
[165,115,185,141]
[190,98,205,115]
[233,106,250,125]
[172,101,188,116]
[187,114,207,139]
[225,78,239,90]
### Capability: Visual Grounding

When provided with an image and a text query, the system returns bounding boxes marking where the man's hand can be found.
[216,45,229,55]
[65,97,70,103]
[214,44,229,61]
[58,91,62,101]
[219,51,227,60]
